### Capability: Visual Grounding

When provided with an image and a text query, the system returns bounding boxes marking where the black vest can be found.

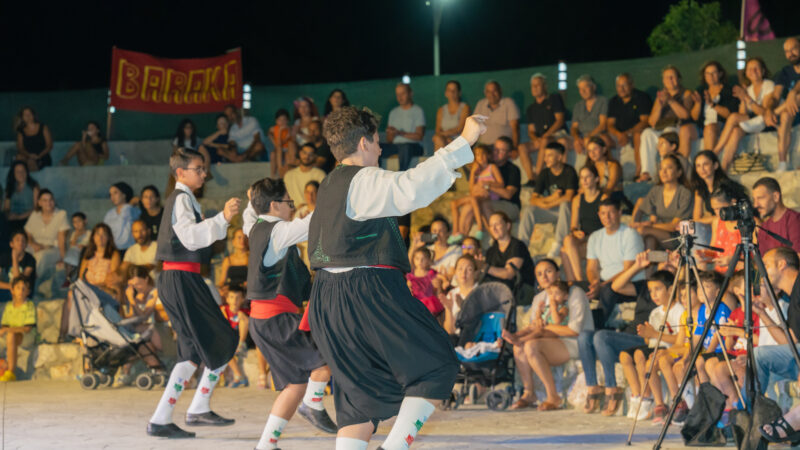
[155,190,212,263]
[246,219,311,306]
[308,165,411,271]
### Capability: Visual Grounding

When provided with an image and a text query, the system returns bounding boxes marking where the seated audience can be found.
[561,165,607,282]
[323,88,350,120]
[407,246,447,317]
[119,265,163,384]
[638,65,697,182]
[630,154,693,251]
[690,150,748,229]
[292,96,319,145]
[518,142,577,258]
[618,269,681,422]
[219,285,250,387]
[579,251,659,417]
[433,80,470,150]
[295,180,319,219]
[201,114,230,164]
[104,182,140,251]
[474,80,520,147]
[570,75,611,155]
[410,216,461,281]
[607,73,652,179]
[0,278,35,381]
[585,136,624,203]
[284,143,326,206]
[484,212,535,292]
[64,212,90,283]
[763,37,800,172]
[218,228,249,294]
[24,189,69,295]
[587,198,646,319]
[120,220,158,276]
[752,177,800,255]
[221,104,266,162]
[459,236,483,263]
[0,231,36,302]
[4,161,39,233]
[15,106,53,172]
[690,61,738,151]
[268,108,297,177]
[381,83,426,171]
[704,185,743,273]
[172,119,212,173]
[308,119,335,173]
[137,185,163,239]
[503,259,593,410]
[440,255,479,337]
[714,57,773,171]
[518,73,568,181]
[450,144,503,241]
[60,121,109,166]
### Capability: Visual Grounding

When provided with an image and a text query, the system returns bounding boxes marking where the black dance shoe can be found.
[146,422,196,438]
[297,403,338,434]
[185,410,235,426]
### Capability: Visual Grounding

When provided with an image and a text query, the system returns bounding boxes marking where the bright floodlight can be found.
[243,100,251,109]
[558,62,567,72]
[243,92,251,101]
[402,74,411,84]
[243,83,252,93]
[109,106,116,114]
[558,72,567,81]
[737,60,746,70]
[737,50,746,60]
[558,81,567,91]
[737,40,746,49]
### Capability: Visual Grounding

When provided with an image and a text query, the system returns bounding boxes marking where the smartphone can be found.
[647,250,669,263]
[420,233,437,245]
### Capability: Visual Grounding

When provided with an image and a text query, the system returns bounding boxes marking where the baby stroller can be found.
[443,281,517,411]
[67,279,168,391]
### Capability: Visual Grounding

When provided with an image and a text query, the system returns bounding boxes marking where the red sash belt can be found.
[250,295,300,319]
[162,261,201,273]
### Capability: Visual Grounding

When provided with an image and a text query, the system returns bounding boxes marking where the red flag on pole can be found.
[742,0,775,42]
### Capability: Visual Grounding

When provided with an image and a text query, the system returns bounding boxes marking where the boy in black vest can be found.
[308,107,486,449]
[146,148,241,438]
[242,177,337,449]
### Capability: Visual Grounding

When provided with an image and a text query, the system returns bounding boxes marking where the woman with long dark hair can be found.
[323,89,350,118]
[138,185,163,238]
[173,118,211,172]
[60,121,109,166]
[690,61,738,150]
[4,161,40,233]
[292,96,320,145]
[14,106,53,172]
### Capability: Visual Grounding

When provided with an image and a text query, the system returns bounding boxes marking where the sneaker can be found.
[673,400,689,425]
[627,396,640,419]
[636,398,654,420]
[0,370,16,382]
[777,161,788,173]
[651,404,668,424]
[230,377,249,388]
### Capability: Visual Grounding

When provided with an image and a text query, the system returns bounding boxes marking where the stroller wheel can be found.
[98,373,113,388]
[152,373,166,387]
[81,373,99,390]
[136,373,155,391]
[486,389,511,411]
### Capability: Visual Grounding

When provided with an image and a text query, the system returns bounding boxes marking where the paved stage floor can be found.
[0,380,730,449]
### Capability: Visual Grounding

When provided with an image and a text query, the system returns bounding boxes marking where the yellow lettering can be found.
[222,60,238,101]
[185,69,207,104]
[114,59,140,100]
[205,66,222,102]
[163,69,188,105]
[141,66,165,103]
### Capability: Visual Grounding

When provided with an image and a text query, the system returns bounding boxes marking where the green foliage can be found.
[648,0,739,56]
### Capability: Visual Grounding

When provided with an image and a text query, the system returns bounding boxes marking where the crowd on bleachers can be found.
[1,35,800,440]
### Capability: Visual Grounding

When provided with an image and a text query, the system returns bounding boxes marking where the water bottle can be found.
[119,152,128,166]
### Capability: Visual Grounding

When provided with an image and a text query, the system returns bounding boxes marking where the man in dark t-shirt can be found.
[489,136,522,220]
[607,73,652,178]
[484,212,535,291]
[308,120,336,173]
[518,74,570,182]
[0,231,37,301]
[518,142,577,258]
[764,37,800,172]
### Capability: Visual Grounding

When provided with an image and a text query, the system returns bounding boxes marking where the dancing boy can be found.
[242,177,337,449]
[308,107,486,449]
[147,148,240,438]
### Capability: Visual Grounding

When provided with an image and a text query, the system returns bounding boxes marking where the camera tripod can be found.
[650,220,800,449]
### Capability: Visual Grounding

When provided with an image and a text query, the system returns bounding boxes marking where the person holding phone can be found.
[60,121,109,166]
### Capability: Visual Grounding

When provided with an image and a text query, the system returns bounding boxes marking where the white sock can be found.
[335,437,368,450]
[303,378,328,411]
[256,414,288,450]
[381,397,435,450]
[187,364,226,414]
[149,360,197,425]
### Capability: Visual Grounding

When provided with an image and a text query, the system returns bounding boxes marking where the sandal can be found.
[760,415,800,443]
[601,388,624,416]
[583,390,605,414]
[538,400,562,411]
[510,397,537,410]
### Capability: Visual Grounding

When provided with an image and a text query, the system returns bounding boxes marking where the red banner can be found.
[109,47,242,114]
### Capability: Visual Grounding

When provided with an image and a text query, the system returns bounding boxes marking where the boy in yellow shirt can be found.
[0,277,36,381]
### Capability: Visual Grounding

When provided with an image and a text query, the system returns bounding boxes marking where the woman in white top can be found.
[433,80,470,150]
[24,189,69,293]
[440,255,479,336]
[714,57,775,171]
[292,97,320,145]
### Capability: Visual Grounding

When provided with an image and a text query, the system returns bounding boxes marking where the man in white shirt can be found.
[120,220,158,276]
[380,83,426,170]
[219,104,266,162]
[283,144,326,206]
[307,106,486,450]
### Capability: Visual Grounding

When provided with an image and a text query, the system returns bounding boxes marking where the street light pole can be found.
[433,0,443,76]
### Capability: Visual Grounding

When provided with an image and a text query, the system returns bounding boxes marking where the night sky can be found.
[2,0,798,91]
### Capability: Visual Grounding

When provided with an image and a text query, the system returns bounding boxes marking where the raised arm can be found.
[173,194,238,250]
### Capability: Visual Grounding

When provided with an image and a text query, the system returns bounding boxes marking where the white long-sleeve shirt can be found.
[325,136,473,273]
[242,202,312,266]
[172,182,229,250]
